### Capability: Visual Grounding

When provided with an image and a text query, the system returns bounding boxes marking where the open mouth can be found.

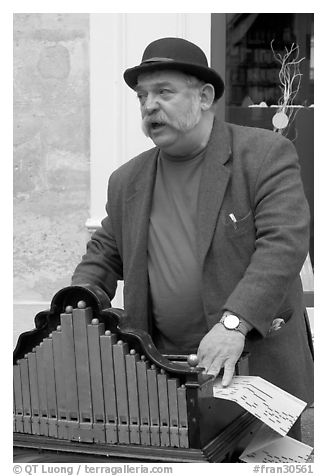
[150,122,166,131]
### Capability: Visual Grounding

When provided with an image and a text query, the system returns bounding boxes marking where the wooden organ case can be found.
[13,285,259,463]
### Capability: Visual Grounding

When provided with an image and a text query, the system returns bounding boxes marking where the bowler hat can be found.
[123,37,224,101]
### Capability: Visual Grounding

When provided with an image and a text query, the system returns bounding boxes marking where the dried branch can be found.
[270,40,305,136]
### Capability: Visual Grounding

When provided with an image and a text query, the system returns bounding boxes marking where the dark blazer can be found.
[72,119,314,404]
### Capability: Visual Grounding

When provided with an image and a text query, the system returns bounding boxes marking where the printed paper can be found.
[240,425,313,463]
[213,376,313,463]
[213,375,306,436]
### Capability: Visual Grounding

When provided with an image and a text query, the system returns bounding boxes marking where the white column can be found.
[87,14,126,232]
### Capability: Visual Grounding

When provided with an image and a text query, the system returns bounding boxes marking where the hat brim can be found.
[123,61,224,101]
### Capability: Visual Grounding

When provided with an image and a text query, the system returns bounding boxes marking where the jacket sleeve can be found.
[223,134,310,337]
[71,174,123,301]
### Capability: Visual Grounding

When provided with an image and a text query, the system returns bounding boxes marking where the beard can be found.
[141,96,202,138]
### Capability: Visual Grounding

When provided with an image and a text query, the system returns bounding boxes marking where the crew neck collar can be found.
[160,145,208,163]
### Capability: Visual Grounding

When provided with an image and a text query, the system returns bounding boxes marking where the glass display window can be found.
[224,13,314,110]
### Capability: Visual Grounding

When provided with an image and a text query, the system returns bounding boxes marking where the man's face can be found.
[135,70,203,155]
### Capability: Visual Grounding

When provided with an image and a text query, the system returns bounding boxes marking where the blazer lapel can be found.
[125,149,159,327]
[197,119,232,266]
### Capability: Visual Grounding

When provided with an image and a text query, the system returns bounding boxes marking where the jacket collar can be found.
[124,148,158,328]
[126,147,159,202]
[196,118,232,264]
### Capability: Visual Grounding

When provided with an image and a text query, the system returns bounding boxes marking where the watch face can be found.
[224,314,240,330]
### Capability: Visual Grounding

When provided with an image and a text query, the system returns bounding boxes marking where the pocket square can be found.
[269,318,285,332]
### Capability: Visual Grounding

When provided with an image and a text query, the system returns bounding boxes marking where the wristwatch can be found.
[219,313,251,336]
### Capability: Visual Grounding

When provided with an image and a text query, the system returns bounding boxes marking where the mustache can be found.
[141,113,172,136]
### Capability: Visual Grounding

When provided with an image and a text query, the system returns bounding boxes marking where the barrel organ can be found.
[13,285,259,462]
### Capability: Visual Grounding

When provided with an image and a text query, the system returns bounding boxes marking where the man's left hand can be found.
[197,323,245,386]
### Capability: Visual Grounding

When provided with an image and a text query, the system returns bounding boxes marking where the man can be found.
[72,38,313,437]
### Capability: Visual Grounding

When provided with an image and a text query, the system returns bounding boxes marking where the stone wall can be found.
[13,13,90,319]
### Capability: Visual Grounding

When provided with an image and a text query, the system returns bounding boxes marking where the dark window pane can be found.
[225,13,314,110]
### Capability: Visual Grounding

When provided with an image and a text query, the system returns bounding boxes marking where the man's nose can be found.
[143,93,159,113]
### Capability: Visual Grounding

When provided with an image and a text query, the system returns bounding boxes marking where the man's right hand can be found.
[197,323,245,387]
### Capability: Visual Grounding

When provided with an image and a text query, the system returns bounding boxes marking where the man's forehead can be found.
[135,70,189,89]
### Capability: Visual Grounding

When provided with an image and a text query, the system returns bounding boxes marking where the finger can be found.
[207,360,223,378]
[199,359,211,374]
[197,353,214,374]
[222,362,236,387]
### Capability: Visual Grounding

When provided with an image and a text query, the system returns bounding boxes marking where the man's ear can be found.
[200,83,215,110]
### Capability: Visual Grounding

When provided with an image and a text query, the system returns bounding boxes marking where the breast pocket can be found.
[223,210,255,238]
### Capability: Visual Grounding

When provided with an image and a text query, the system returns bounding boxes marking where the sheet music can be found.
[239,424,313,463]
[241,423,282,453]
[213,376,306,436]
